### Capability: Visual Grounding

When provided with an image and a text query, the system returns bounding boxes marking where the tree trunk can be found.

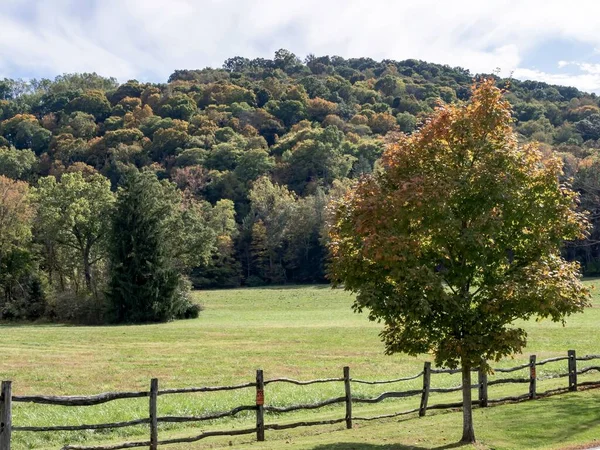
[461,362,476,443]
[83,245,92,291]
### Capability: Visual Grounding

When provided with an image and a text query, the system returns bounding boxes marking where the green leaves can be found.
[108,169,221,323]
[33,171,115,291]
[329,79,590,370]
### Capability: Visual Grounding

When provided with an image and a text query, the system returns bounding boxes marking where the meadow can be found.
[2,282,600,449]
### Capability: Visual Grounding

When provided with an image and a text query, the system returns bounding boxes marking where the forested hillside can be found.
[1,49,599,322]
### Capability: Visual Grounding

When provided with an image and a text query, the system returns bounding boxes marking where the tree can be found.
[0,176,44,318]
[1,114,51,154]
[576,114,600,141]
[306,98,338,121]
[66,90,112,120]
[0,146,36,180]
[274,49,303,73]
[34,172,115,292]
[190,199,240,288]
[234,148,274,183]
[158,94,197,121]
[108,170,215,323]
[149,127,189,161]
[282,126,355,194]
[60,112,98,139]
[571,155,600,273]
[108,170,180,322]
[0,175,33,274]
[367,112,397,134]
[266,100,306,127]
[285,190,328,282]
[246,177,297,283]
[328,79,590,443]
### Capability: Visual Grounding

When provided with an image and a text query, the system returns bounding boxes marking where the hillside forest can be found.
[1,49,599,323]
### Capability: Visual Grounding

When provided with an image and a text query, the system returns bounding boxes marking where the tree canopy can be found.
[328,79,590,443]
[0,51,598,321]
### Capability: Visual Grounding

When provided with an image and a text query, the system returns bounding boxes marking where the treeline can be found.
[1,50,600,322]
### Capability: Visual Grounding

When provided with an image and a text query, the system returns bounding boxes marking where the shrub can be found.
[172,277,203,319]
[47,290,106,325]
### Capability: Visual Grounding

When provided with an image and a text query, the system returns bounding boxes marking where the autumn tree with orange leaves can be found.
[0,175,40,314]
[328,79,590,443]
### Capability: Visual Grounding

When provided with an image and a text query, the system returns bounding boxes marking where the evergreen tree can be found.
[108,170,180,322]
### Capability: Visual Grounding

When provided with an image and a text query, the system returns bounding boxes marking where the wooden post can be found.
[568,349,577,392]
[256,370,265,442]
[149,378,158,450]
[478,367,488,407]
[343,366,352,429]
[419,362,431,417]
[0,381,11,450]
[529,355,536,400]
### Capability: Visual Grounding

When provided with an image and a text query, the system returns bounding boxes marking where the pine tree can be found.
[108,170,180,323]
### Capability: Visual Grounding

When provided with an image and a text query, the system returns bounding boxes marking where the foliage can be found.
[108,170,214,323]
[0,146,36,179]
[0,175,45,319]
[2,51,600,317]
[328,79,590,442]
[34,171,115,293]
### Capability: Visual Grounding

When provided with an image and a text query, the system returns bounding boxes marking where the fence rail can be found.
[1,349,600,450]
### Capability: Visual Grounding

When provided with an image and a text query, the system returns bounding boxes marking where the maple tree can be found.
[0,175,39,314]
[328,79,590,443]
[0,175,33,263]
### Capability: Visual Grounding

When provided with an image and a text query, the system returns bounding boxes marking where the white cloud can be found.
[513,68,600,93]
[515,61,600,93]
[1,0,600,92]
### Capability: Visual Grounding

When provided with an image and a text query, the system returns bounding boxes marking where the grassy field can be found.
[2,282,600,449]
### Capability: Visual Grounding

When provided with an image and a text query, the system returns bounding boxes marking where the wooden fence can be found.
[1,349,600,450]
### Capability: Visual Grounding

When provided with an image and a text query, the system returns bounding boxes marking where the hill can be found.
[1,50,599,296]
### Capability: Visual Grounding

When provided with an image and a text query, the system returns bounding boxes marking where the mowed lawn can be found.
[2,281,600,449]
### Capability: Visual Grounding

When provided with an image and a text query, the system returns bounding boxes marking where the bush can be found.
[180,303,203,319]
[0,274,47,321]
[173,277,203,320]
[245,275,266,287]
[48,290,107,325]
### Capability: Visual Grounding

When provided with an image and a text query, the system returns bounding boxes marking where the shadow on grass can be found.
[482,390,600,445]
[198,283,333,292]
[311,443,466,450]
[311,390,600,450]
[0,321,69,329]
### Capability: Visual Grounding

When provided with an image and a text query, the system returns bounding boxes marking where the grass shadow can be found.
[311,442,467,450]
[482,390,600,445]
[0,321,70,329]
[198,283,333,292]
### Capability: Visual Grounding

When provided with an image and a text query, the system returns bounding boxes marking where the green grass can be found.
[2,282,600,449]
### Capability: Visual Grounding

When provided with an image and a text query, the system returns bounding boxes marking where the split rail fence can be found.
[1,349,600,450]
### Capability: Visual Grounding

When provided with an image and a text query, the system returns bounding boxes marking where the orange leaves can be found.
[327,76,589,372]
[0,175,33,255]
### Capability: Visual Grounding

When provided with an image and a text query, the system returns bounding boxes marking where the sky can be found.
[3,0,600,92]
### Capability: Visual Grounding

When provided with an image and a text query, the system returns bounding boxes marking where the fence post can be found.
[568,350,577,392]
[478,367,488,407]
[343,366,352,429]
[0,381,11,450]
[529,355,536,400]
[149,378,158,450]
[256,370,265,442]
[419,362,431,417]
